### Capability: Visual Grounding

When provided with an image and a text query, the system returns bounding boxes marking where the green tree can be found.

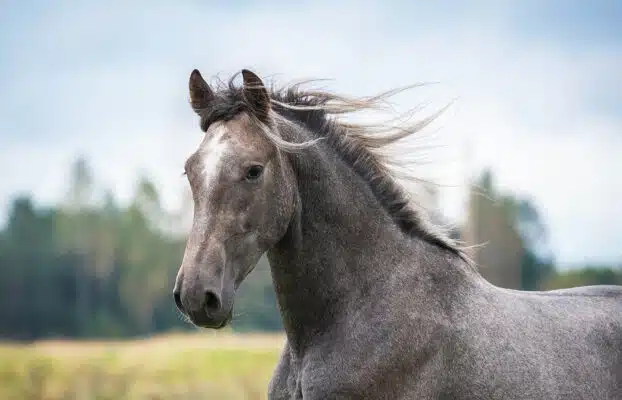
[471,169,556,290]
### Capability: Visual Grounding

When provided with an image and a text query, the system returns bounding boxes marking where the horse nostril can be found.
[173,291,184,312]
[204,290,221,313]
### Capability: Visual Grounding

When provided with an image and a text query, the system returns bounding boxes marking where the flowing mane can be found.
[193,72,468,260]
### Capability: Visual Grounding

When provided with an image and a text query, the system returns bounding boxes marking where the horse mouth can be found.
[189,309,232,330]
[209,315,230,330]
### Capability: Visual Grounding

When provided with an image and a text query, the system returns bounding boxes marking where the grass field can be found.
[0,331,286,400]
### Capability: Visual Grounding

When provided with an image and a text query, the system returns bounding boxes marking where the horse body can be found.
[269,281,622,399]
[442,285,622,400]
[173,68,622,399]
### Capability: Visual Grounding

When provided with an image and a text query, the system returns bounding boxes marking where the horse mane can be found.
[197,72,470,261]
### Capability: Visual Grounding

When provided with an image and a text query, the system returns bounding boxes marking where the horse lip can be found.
[194,316,227,329]
[190,308,231,329]
[214,310,233,329]
[201,316,229,329]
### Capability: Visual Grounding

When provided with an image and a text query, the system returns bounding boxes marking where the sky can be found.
[0,0,620,268]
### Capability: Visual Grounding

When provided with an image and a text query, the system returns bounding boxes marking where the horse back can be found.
[445,283,622,399]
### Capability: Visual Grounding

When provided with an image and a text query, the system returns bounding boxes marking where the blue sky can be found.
[0,1,620,268]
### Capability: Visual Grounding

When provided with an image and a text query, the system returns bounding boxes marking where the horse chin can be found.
[198,310,232,330]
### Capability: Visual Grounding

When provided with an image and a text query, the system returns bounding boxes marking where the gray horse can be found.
[173,68,622,399]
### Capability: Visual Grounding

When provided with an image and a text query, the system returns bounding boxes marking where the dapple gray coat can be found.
[173,68,622,399]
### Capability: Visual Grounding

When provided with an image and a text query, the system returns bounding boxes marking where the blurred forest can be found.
[0,158,620,341]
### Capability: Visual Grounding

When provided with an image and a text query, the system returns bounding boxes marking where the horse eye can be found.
[245,165,263,181]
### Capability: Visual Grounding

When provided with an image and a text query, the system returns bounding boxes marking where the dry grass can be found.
[0,331,286,400]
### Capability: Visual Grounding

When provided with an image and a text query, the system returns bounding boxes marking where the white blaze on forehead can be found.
[200,123,231,192]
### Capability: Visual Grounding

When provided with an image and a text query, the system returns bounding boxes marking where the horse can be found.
[172,68,622,399]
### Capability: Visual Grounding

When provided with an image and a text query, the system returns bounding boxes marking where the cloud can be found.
[0,1,620,267]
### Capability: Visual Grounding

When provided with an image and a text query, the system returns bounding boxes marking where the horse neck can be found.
[266,136,475,355]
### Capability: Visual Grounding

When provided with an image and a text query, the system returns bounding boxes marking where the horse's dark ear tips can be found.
[189,69,214,112]
[241,69,260,85]
[241,69,270,117]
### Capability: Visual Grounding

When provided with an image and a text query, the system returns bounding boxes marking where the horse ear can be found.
[189,69,214,112]
[241,69,271,118]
